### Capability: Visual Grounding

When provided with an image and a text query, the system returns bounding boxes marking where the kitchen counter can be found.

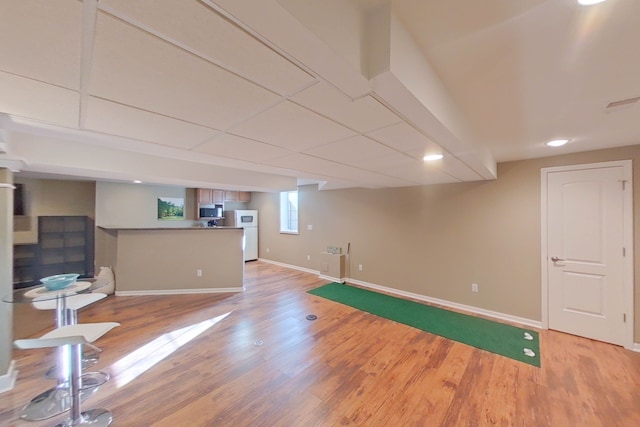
[97,226,244,295]
[98,226,241,230]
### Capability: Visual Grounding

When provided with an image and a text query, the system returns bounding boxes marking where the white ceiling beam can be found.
[4,126,297,192]
[366,5,497,180]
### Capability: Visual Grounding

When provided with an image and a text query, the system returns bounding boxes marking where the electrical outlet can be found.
[307,255,311,261]
[197,269,202,277]
[266,248,270,253]
[358,264,363,271]
[471,283,478,293]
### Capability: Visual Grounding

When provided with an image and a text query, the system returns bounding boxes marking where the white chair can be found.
[33,293,108,376]
[33,292,107,325]
[14,322,120,425]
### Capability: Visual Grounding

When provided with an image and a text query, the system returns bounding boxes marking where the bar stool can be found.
[33,292,108,326]
[33,292,108,375]
[15,322,120,427]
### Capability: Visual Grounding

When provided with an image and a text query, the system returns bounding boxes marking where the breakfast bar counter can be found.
[97,227,245,295]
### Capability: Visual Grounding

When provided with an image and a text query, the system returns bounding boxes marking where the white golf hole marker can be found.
[523,332,534,341]
[523,348,536,358]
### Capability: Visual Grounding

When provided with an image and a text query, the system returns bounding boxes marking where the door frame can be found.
[541,160,634,349]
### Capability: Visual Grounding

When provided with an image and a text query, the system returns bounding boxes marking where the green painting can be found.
[157,197,184,220]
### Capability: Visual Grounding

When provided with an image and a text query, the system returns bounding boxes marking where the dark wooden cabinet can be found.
[13,244,40,288]
[37,216,94,279]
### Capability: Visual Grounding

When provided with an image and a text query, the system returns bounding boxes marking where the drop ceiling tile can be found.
[377,160,458,186]
[100,0,314,96]
[304,135,411,170]
[84,97,219,149]
[403,147,484,181]
[194,133,292,162]
[90,12,281,130]
[367,122,441,154]
[230,101,356,151]
[291,82,401,133]
[0,0,82,90]
[0,71,79,128]
[264,153,413,188]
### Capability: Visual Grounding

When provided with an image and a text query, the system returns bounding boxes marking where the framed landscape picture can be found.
[157,197,184,220]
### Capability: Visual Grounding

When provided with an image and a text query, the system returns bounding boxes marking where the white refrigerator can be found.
[226,210,258,261]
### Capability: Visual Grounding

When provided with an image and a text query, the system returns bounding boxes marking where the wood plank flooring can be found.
[1,261,639,426]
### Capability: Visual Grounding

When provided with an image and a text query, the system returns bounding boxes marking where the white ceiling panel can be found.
[0,0,82,90]
[194,133,293,162]
[100,0,314,96]
[3,0,639,190]
[0,71,79,128]
[377,161,458,186]
[230,101,356,151]
[291,82,401,133]
[366,122,442,155]
[304,135,411,170]
[263,153,413,188]
[403,147,484,181]
[84,97,219,150]
[89,12,281,130]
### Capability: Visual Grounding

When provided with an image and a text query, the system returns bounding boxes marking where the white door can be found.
[544,161,632,346]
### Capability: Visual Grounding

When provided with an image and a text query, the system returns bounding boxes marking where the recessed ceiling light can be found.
[546,139,569,147]
[423,154,444,161]
[577,0,608,5]
[133,180,142,184]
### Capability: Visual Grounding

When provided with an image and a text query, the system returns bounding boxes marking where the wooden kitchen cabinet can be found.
[224,190,238,202]
[224,191,251,202]
[238,191,251,202]
[197,188,224,204]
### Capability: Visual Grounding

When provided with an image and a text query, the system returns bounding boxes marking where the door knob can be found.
[551,256,565,262]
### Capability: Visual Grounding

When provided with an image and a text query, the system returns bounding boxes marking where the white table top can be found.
[3,281,92,304]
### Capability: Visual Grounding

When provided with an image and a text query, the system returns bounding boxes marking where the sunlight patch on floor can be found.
[111,312,232,387]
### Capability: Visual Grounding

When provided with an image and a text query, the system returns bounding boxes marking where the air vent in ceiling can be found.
[606,96,640,109]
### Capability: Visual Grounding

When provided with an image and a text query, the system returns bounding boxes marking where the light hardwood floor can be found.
[1,261,639,426]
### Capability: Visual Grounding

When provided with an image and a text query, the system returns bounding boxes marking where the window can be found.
[280,190,298,234]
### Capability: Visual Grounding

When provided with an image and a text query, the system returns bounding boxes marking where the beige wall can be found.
[13,178,96,244]
[111,228,244,292]
[252,145,640,342]
[94,182,196,268]
[95,182,195,228]
[10,178,96,339]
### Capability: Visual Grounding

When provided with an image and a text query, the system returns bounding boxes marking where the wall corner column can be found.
[0,167,16,392]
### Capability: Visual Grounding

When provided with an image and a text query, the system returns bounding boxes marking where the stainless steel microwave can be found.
[199,206,222,217]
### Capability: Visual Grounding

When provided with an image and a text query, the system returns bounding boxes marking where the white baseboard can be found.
[259,258,543,329]
[631,342,640,353]
[116,287,244,296]
[347,278,542,329]
[0,360,18,394]
[258,258,319,276]
[318,274,346,284]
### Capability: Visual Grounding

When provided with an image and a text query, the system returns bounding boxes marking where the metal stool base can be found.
[45,354,100,380]
[20,373,107,421]
[54,408,113,427]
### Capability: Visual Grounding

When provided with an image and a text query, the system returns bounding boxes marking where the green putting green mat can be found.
[309,282,540,367]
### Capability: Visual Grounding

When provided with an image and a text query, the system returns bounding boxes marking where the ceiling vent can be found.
[606,96,640,110]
